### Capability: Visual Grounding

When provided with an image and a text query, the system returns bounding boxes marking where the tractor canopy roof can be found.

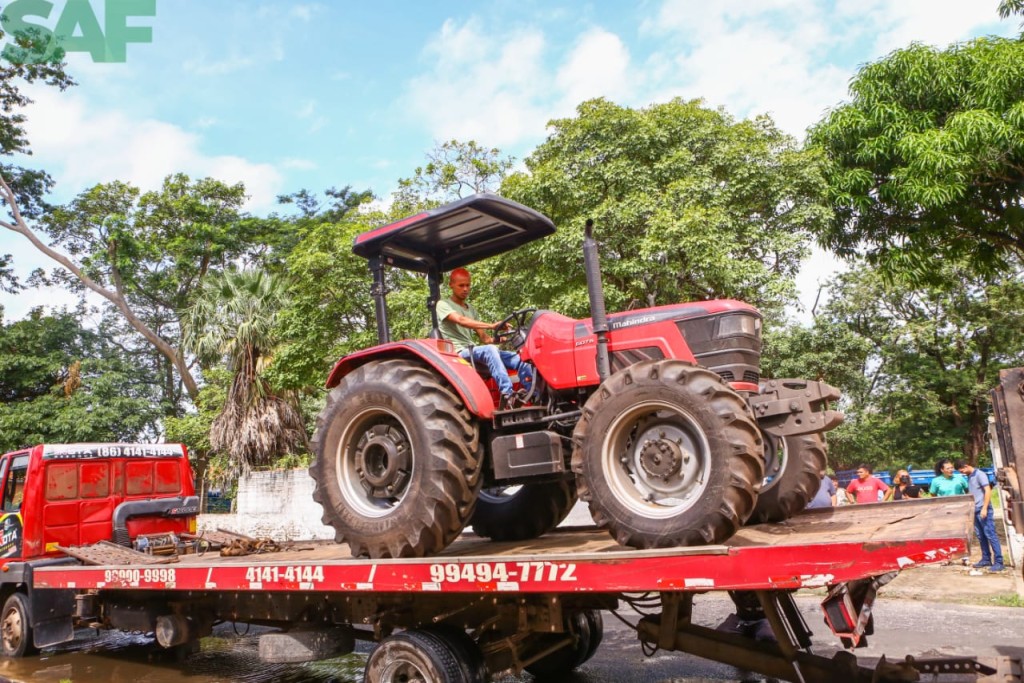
[352,193,556,273]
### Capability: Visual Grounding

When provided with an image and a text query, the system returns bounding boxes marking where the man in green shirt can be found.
[436,268,532,409]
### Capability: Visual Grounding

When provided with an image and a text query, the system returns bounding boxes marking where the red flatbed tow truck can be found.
[24,496,1016,683]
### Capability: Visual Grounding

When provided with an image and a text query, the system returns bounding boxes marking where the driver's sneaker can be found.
[499,392,526,410]
[989,563,1005,572]
[973,560,992,568]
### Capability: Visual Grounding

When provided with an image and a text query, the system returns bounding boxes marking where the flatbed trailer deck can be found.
[22,497,1014,683]
[36,497,969,594]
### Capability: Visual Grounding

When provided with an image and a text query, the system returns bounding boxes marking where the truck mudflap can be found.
[4,557,80,648]
[749,378,844,437]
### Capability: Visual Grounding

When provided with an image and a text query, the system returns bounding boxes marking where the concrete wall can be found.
[197,468,336,541]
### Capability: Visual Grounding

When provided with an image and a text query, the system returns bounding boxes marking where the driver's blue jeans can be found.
[459,345,532,397]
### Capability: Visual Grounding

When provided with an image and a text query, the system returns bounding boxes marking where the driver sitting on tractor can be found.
[436,267,533,410]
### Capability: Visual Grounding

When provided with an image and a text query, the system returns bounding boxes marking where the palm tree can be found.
[181,268,307,468]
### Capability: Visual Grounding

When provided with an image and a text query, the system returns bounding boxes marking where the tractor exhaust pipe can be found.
[583,220,611,382]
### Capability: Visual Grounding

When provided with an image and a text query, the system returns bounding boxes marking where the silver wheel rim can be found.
[335,406,414,518]
[2,605,22,653]
[599,399,711,518]
[477,485,523,504]
[760,435,786,492]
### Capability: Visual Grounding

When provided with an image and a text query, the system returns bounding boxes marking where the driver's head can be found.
[448,268,472,302]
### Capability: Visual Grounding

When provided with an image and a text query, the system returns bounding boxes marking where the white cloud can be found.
[402,18,553,147]
[23,88,284,212]
[556,29,632,112]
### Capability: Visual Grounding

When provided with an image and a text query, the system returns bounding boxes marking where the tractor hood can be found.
[352,193,556,273]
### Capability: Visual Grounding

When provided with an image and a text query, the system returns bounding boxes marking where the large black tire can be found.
[572,360,763,549]
[748,433,828,524]
[525,609,600,679]
[469,480,577,541]
[424,625,487,683]
[310,359,482,558]
[1,593,36,657]
[364,629,475,683]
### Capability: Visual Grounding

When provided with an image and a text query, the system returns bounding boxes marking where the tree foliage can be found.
[809,37,1024,279]
[798,260,1024,470]
[4,174,287,405]
[0,24,74,289]
[494,98,829,321]
[182,268,306,468]
[0,310,165,451]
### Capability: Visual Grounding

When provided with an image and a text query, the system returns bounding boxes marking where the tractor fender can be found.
[325,340,496,418]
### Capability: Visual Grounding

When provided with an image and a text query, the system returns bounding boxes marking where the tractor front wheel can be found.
[572,360,763,549]
[748,433,828,524]
[310,360,482,558]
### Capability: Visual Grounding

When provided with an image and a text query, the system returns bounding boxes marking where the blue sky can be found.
[1,0,1017,320]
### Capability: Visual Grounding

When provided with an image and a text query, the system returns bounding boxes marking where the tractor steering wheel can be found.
[493,308,536,348]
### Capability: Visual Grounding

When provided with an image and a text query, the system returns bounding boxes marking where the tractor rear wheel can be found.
[470,480,576,541]
[572,360,763,549]
[748,433,828,524]
[310,359,482,558]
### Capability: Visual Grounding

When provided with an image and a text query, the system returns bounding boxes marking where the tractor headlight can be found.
[717,314,760,338]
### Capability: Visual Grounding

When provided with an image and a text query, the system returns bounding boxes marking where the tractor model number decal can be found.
[245,565,325,586]
[428,561,577,584]
[103,568,176,585]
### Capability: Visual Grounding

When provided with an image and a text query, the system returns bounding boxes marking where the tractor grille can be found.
[716,370,762,384]
[676,314,761,386]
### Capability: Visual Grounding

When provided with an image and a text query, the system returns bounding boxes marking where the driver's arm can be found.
[443,312,500,344]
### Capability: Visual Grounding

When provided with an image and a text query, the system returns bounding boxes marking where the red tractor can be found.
[310,194,842,558]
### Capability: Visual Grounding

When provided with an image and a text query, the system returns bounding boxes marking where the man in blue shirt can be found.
[956,460,1004,572]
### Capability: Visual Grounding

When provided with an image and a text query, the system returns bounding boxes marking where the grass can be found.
[989,593,1024,608]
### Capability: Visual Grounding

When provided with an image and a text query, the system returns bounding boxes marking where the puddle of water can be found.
[0,626,367,683]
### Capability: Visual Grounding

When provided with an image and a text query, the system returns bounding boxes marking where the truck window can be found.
[3,455,29,512]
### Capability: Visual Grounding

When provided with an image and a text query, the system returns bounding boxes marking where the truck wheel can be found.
[581,609,603,663]
[364,629,475,683]
[525,610,593,679]
[572,360,763,548]
[311,360,482,558]
[1,593,36,657]
[424,625,487,683]
[470,480,576,541]
[748,433,828,524]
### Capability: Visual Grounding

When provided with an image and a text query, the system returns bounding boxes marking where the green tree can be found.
[181,268,306,468]
[3,174,287,405]
[495,98,830,321]
[392,139,513,214]
[0,309,165,451]
[0,25,73,295]
[809,37,1024,279]
[811,260,1024,469]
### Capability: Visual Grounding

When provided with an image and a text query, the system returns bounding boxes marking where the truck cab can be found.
[0,443,199,656]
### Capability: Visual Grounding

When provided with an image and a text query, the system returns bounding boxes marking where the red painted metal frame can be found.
[32,537,965,594]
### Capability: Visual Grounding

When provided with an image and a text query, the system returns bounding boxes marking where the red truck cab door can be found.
[0,453,28,562]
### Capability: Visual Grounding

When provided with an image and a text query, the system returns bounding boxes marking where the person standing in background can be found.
[846,464,889,504]
[956,460,1004,572]
[884,469,921,501]
[807,471,837,509]
[929,459,968,497]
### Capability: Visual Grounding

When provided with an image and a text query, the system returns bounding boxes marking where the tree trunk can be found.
[0,174,200,400]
